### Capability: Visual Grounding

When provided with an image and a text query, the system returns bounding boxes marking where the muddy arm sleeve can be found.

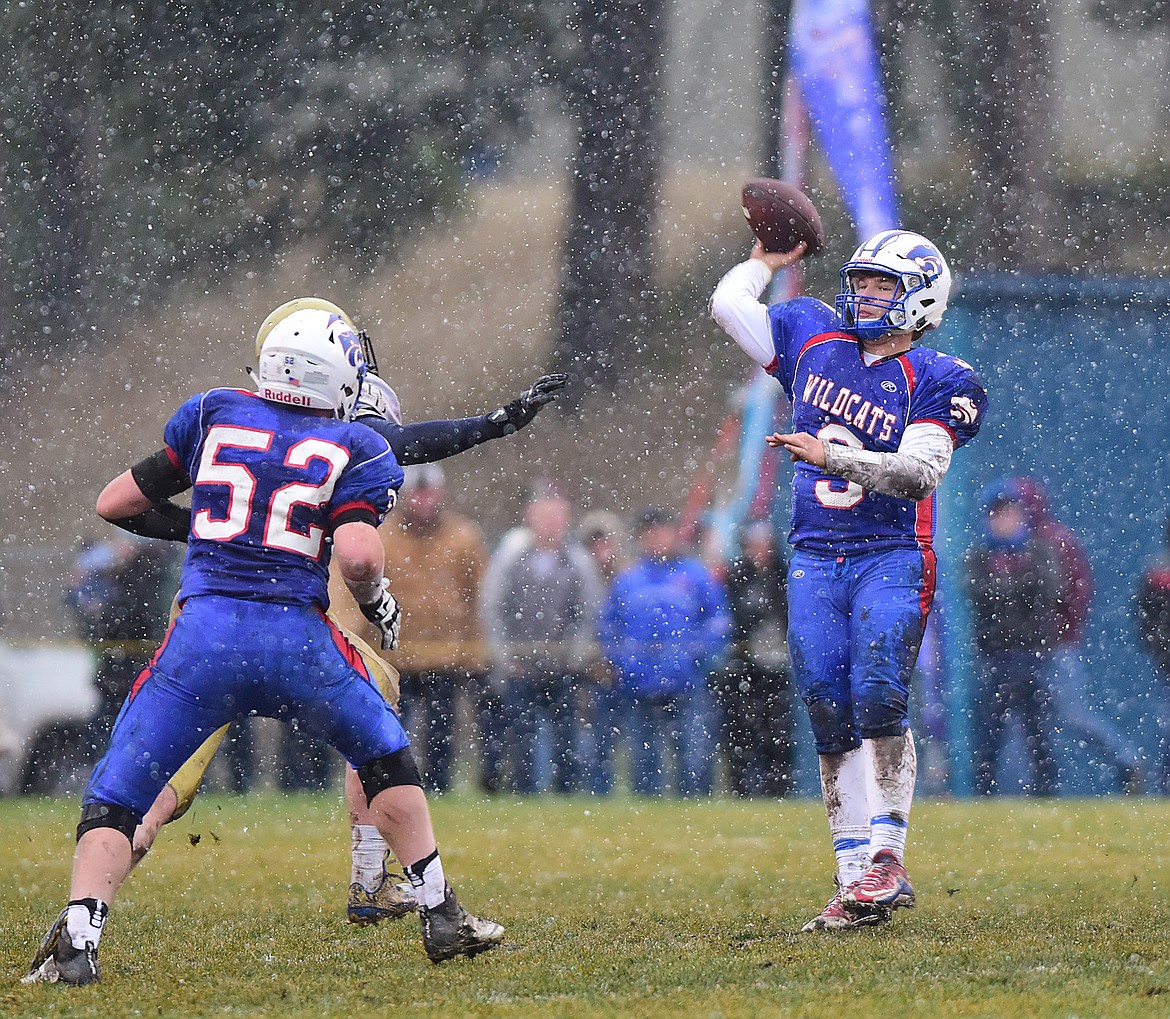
[822,422,954,501]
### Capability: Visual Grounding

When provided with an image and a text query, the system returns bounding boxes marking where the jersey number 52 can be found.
[191,425,348,559]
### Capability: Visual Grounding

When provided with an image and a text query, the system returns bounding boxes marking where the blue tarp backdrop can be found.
[939,274,1170,796]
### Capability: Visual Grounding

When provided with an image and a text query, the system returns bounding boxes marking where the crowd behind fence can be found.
[3,465,1169,800]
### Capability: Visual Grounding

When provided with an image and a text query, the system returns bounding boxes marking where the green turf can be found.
[2,793,1169,1017]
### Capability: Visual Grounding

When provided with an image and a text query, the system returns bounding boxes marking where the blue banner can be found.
[789,0,899,241]
[706,369,781,556]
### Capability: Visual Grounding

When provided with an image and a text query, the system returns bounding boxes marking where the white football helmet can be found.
[835,230,952,341]
[254,297,380,371]
[352,372,403,425]
[255,307,367,418]
[254,298,355,357]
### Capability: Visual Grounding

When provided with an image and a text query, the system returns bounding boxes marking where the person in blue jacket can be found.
[598,507,731,796]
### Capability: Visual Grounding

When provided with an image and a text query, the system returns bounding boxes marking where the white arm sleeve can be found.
[709,259,776,368]
[822,422,954,502]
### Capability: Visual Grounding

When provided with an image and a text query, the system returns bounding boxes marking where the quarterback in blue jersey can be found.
[120,298,565,928]
[711,229,987,932]
[26,308,505,986]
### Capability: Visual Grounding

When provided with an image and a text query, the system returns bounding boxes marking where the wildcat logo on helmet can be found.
[330,315,366,371]
[905,243,944,281]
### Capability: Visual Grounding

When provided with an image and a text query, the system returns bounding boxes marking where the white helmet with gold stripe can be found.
[254,306,366,418]
[254,298,401,423]
[255,298,359,358]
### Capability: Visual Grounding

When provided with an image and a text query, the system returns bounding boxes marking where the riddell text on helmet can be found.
[261,387,312,407]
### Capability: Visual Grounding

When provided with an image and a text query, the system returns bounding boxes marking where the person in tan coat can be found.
[331,464,487,792]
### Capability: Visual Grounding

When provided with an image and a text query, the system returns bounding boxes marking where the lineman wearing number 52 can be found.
[119,299,566,930]
[26,308,504,985]
[710,230,986,933]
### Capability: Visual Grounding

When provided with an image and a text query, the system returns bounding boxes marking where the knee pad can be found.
[77,801,138,844]
[804,696,861,756]
[855,684,909,741]
[357,748,423,803]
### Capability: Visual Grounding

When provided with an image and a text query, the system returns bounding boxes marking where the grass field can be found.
[2,793,1169,1018]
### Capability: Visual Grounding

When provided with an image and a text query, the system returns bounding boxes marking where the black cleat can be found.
[419,884,505,963]
[22,908,100,985]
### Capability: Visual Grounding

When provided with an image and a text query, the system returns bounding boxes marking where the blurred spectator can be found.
[67,534,178,748]
[481,481,603,793]
[1135,514,1170,792]
[276,720,337,792]
[577,511,632,795]
[389,465,488,792]
[331,464,488,793]
[1017,477,1143,794]
[578,510,632,586]
[713,519,793,797]
[599,507,730,796]
[962,480,1062,796]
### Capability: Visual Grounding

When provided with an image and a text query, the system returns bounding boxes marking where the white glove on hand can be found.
[360,578,402,650]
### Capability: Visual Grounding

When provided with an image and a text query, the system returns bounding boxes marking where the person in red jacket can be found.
[1015,478,1143,794]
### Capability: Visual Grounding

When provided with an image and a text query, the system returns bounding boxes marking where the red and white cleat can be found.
[801,878,892,932]
[842,850,916,910]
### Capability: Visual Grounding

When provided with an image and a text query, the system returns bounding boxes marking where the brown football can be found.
[741,178,825,256]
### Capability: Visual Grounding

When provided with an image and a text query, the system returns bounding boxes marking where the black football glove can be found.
[360,578,403,651]
[487,373,568,434]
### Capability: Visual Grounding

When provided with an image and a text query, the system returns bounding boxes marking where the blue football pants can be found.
[84,595,410,819]
[786,547,934,755]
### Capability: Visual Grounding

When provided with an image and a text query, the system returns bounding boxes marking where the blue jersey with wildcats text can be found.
[163,388,403,607]
[767,297,986,556]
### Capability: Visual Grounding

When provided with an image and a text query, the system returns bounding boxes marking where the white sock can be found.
[404,848,447,909]
[65,898,107,949]
[865,730,917,861]
[820,748,872,886]
[350,824,387,888]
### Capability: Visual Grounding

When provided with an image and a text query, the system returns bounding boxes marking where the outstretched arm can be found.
[358,373,568,465]
[370,417,507,465]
